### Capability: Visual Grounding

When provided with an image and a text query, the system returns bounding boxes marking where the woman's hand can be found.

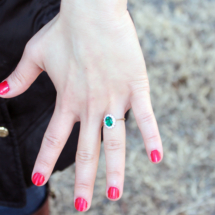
[0,1,163,212]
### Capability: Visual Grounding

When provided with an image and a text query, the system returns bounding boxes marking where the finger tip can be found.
[74,197,89,212]
[150,149,162,163]
[0,80,10,96]
[107,187,121,201]
[32,172,45,186]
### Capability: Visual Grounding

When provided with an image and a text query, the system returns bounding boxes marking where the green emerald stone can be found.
[105,116,113,127]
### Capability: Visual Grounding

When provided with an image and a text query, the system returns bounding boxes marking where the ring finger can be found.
[103,106,126,201]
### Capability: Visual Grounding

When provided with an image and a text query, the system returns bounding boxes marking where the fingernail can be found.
[150,150,161,163]
[32,173,45,186]
[108,187,120,199]
[0,81,10,95]
[75,197,88,212]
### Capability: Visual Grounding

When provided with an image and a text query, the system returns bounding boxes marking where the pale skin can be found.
[0,0,163,212]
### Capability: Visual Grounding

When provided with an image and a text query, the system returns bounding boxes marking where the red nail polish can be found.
[150,150,161,163]
[75,197,88,212]
[0,81,9,95]
[32,173,45,186]
[108,187,120,199]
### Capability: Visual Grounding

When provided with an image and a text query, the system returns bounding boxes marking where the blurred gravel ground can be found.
[49,0,215,214]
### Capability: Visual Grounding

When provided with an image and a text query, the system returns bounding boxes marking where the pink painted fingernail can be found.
[75,197,88,212]
[108,187,120,199]
[0,81,10,95]
[150,150,161,163]
[32,173,45,186]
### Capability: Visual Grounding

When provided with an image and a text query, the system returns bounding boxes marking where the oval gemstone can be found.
[105,116,113,127]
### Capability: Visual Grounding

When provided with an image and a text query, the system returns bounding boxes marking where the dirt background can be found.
[49,0,215,214]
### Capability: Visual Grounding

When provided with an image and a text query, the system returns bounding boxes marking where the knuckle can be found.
[76,182,91,190]
[59,103,72,115]
[107,170,122,178]
[145,134,159,143]
[25,41,36,56]
[24,42,33,55]
[86,96,102,118]
[56,94,75,115]
[11,70,27,86]
[44,134,62,149]
[59,93,71,106]
[76,150,94,164]
[105,139,123,152]
[38,158,51,169]
[138,112,154,124]
[87,96,97,107]
[130,78,150,97]
[24,40,41,61]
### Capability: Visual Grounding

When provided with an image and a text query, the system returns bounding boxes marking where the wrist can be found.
[60,0,127,22]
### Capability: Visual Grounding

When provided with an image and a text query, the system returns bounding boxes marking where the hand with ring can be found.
[0,1,163,212]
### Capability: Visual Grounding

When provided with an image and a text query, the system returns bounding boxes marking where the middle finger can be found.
[74,115,102,212]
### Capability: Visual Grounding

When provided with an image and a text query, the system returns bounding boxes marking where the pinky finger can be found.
[131,90,163,163]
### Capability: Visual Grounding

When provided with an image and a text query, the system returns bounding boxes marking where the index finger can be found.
[32,103,75,186]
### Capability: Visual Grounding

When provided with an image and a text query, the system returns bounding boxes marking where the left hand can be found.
[0,1,163,212]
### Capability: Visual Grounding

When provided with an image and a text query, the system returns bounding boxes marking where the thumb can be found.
[0,44,43,98]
